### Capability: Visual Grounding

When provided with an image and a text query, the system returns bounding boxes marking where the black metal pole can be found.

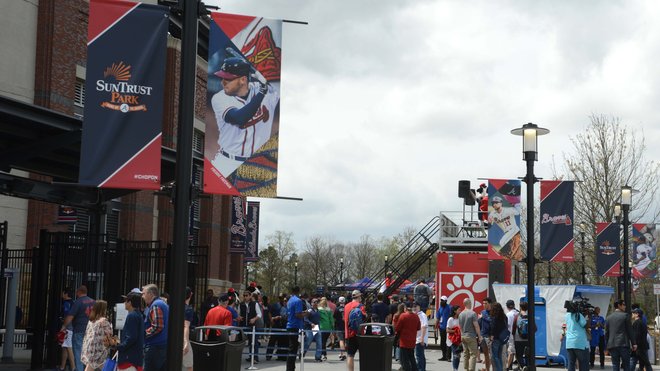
[547,262,552,284]
[294,264,298,286]
[622,204,631,314]
[580,231,586,284]
[340,260,343,283]
[166,0,198,369]
[524,154,536,371]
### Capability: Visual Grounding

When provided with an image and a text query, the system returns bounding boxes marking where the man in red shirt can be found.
[396,302,421,371]
[344,290,366,371]
[204,294,232,340]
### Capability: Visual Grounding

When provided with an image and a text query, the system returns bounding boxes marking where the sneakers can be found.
[339,355,347,361]
[322,355,327,361]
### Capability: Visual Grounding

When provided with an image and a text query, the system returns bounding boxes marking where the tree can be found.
[348,235,378,280]
[254,230,296,296]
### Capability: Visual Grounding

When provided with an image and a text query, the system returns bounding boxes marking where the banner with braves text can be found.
[540,181,574,262]
[244,201,260,262]
[595,223,621,277]
[203,13,283,197]
[79,0,168,189]
[487,179,522,260]
[229,196,247,254]
[632,224,657,279]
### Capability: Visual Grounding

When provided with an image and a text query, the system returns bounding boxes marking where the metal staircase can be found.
[363,216,441,304]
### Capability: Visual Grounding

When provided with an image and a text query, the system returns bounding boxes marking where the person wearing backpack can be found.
[512,302,535,371]
[344,290,366,371]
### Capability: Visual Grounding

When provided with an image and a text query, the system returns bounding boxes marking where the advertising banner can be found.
[204,12,283,197]
[595,222,621,277]
[79,0,168,189]
[57,206,77,224]
[229,196,247,254]
[244,201,260,262]
[487,179,522,260]
[540,181,574,262]
[632,223,657,279]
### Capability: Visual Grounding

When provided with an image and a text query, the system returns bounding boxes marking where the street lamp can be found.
[294,261,298,286]
[385,255,389,273]
[621,185,632,314]
[511,122,549,371]
[580,222,586,284]
[340,257,344,283]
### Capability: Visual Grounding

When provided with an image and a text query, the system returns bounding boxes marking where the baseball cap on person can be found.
[121,288,141,299]
[352,290,362,298]
[391,294,399,301]
[632,308,643,315]
[506,299,515,308]
[440,295,448,301]
[338,296,346,304]
[214,57,250,80]
[492,196,503,204]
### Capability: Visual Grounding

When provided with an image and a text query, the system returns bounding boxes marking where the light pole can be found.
[340,257,344,283]
[511,122,549,371]
[385,255,389,273]
[294,261,298,286]
[580,222,586,284]
[621,186,632,314]
[613,203,622,299]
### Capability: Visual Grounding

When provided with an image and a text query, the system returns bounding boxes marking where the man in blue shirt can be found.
[60,285,95,371]
[479,297,493,371]
[436,295,451,361]
[286,286,309,371]
[590,306,605,369]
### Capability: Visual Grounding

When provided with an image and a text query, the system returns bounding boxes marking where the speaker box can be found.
[488,260,505,299]
[458,180,471,198]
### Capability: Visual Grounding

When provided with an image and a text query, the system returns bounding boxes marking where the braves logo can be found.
[440,273,488,309]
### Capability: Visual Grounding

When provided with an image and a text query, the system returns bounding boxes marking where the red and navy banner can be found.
[540,181,574,262]
[57,206,77,224]
[244,201,260,262]
[595,222,621,277]
[632,224,657,279]
[229,196,247,254]
[203,13,282,197]
[79,0,168,190]
[487,179,522,260]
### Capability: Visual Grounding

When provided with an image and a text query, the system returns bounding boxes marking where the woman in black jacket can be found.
[630,309,652,371]
[489,303,509,371]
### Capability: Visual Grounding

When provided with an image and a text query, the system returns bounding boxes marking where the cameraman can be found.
[564,300,590,371]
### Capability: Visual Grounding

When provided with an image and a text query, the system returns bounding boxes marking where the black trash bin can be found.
[357,323,395,371]
[190,326,247,371]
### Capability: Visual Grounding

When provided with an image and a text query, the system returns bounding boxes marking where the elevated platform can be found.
[439,211,487,252]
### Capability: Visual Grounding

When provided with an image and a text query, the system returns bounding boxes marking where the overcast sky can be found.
[211,0,660,249]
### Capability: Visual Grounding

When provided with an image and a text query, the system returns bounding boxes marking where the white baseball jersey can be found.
[212,82,279,158]
[490,207,520,246]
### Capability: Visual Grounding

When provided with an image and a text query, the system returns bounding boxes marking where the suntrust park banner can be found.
[596,222,621,277]
[540,181,574,262]
[79,0,168,189]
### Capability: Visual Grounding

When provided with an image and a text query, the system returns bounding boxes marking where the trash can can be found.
[357,323,395,371]
[190,326,247,371]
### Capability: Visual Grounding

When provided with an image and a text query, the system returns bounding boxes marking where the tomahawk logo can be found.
[96,61,153,113]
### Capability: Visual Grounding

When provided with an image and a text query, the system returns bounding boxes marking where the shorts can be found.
[507,336,515,353]
[334,330,345,341]
[182,346,193,368]
[346,336,359,356]
[480,337,491,352]
[62,330,73,348]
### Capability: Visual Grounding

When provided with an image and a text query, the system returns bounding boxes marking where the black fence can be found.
[0,229,208,368]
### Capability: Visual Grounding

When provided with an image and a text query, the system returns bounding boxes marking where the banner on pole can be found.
[229,196,247,254]
[487,179,522,260]
[204,12,283,197]
[79,0,168,189]
[540,181,574,262]
[632,223,657,279]
[57,206,78,224]
[595,222,621,277]
[244,201,260,262]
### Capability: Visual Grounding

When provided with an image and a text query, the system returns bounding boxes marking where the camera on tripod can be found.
[564,297,594,315]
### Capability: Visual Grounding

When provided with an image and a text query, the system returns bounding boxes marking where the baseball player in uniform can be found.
[488,196,523,260]
[211,57,280,176]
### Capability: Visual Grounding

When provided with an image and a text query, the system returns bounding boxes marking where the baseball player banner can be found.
[632,223,657,279]
[229,196,247,254]
[244,201,260,262]
[79,0,168,189]
[595,222,621,277]
[487,179,522,260]
[204,12,282,197]
[539,181,575,262]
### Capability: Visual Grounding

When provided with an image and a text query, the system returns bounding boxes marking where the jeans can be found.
[451,344,462,371]
[304,329,322,360]
[610,346,632,371]
[72,331,84,371]
[400,347,418,371]
[491,339,504,371]
[462,336,478,371]
[415,343,427,371]
[144,344,167,371]
[567,348,589,371]
[287,329,301,371]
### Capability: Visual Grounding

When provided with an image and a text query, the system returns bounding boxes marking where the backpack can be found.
[516,314,529,339]
[348,304,365,332]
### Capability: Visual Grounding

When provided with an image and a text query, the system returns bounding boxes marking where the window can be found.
[193,129,204,154]
[74,79,85,107]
